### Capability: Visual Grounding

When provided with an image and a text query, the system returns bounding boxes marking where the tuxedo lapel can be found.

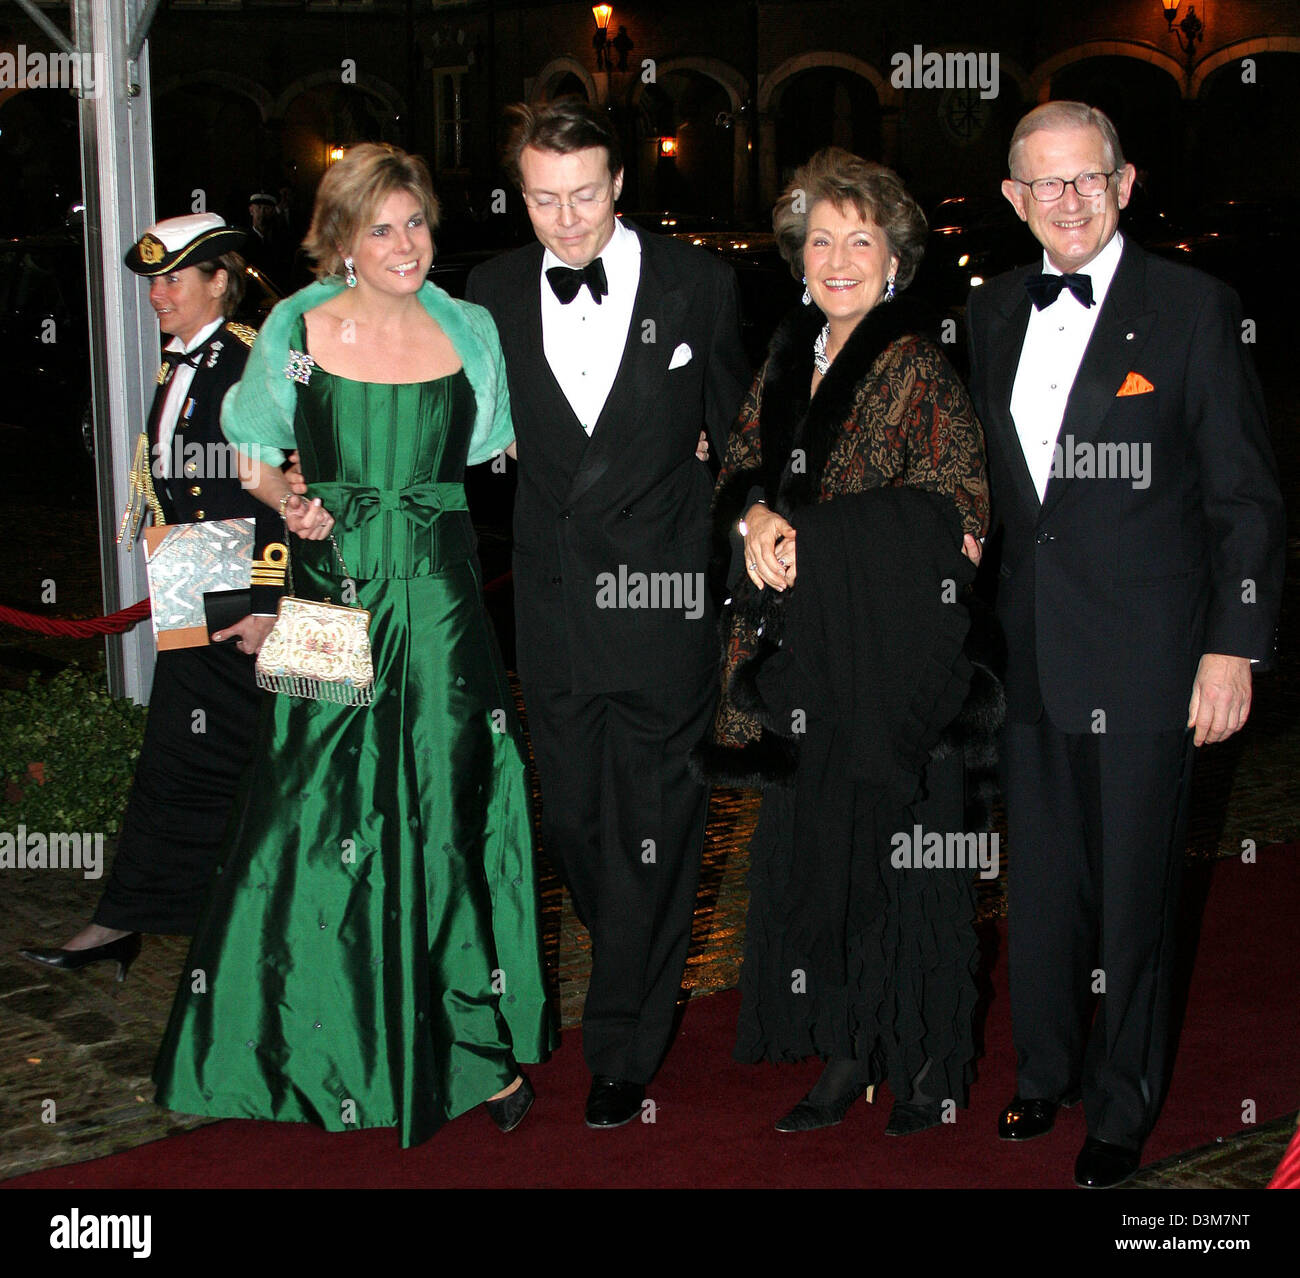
[564,227,685,507]
[1040,242,1157,518]
[983,271,1042,519]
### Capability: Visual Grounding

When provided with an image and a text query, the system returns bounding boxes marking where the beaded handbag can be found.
[256,519,373,705]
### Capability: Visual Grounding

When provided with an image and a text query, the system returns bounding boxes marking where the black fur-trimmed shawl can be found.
[692,296,1003,818]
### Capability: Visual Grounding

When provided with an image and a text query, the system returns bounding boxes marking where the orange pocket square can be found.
[1116,371,1155,397]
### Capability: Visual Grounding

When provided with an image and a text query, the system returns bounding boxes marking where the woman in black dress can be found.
[695,149,995,1136]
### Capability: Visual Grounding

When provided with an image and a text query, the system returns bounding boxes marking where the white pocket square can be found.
[668,342,693,370]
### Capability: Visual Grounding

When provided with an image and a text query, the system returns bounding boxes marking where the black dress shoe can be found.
[997,1090,1081,1141]
[486,1073,534,1132]
[1074,1137,1141,1188]
[585,1076,644,1128]
[19,932,141,982]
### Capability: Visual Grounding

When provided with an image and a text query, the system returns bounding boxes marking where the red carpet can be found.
[6,846,1298,1189]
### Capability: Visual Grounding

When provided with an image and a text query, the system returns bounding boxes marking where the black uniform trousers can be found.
[525,664,716,1083]
[94,642,264,935]
[1002,712,1196,1149]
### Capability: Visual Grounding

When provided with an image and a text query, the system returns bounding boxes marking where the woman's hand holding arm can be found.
[284,494,335,541]
[741,502,796,591]
[240,450,334,541]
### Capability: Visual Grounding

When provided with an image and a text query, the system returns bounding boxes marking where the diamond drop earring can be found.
[344,256,357,288]
[801,275,811,306]
[885,273,896,303]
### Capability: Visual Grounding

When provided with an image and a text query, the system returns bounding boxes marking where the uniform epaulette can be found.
[225,321,258,348]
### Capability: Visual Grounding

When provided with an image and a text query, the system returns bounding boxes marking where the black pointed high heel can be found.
[774,1057,877,1132]
[19,932,142,982]
[486,1073,534,1132]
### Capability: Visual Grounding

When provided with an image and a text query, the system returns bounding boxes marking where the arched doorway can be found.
[152,81,267,222]
[772,67,881,184]
[1198,52,1300,202]
[631,68,735,218]
[551,72,589,101]
[1044,55,1181,215]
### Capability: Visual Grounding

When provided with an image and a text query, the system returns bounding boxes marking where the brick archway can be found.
[531,57,598,106]
[759,51,891,113]
[1031,41,1184,100]
[1191,37,1300,97]
[154,71,273,123]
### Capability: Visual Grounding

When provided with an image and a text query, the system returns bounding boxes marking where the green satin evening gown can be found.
[153,341,552,1147]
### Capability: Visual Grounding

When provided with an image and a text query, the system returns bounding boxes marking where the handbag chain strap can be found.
[281,513,354,600]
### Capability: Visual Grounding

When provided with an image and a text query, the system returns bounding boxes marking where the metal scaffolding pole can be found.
[68,0,160,703]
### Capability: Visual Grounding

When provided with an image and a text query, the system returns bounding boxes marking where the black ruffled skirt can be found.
[734,748,980,1107]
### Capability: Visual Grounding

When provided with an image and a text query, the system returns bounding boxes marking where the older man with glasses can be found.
[966,100,1285,1187]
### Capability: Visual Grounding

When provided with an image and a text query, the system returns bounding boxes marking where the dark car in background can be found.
[1145,201,1297,348]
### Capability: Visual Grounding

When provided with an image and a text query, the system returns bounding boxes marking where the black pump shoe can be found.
[19,932,141,982]
[775,1059,877,1133]
[486,1074,534,1132]
[885,1099,944,1135]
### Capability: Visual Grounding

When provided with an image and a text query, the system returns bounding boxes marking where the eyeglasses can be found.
[521,186,613,213]
[1015,171,1117,202]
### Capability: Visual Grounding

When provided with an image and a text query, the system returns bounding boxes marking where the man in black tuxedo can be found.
[966,102,1285,1187]
[467,100,748,1127]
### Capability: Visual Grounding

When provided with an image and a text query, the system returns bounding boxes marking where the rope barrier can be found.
[0,571,511,638]
[0,600,151,637]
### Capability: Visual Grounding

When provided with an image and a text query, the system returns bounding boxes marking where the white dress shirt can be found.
[1010,231,1124,502]
[541,217,641,435]
[155,317,224,477]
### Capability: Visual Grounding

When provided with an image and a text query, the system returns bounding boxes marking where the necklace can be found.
[813,323,831,375]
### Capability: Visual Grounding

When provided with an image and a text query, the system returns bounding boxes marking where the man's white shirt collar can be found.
[1041,230,1123,309]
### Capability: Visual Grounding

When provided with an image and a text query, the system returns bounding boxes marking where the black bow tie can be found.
[1025,271,1094,310]
[546,258,608,305]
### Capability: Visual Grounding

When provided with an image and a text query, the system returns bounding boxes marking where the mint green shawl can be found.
[220,279,514,467]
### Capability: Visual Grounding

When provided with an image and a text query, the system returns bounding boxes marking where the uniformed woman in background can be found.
[20,213,285,978]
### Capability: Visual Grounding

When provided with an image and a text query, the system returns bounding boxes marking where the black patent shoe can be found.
[486,1074,534,1132]
[885,1099,944,1136]
[1074,1137,1141,1189]
[997,1090,1081,1141]
[19,932,141,982]
[584,1076,644,1128]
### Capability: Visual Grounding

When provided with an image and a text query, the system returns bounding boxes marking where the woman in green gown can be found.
[152,144,552,1147]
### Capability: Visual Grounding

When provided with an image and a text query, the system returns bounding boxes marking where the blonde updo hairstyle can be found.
[301,142,440,281]
[772,147,927,292]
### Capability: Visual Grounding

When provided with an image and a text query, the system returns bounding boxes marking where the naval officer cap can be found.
[124,212,247,276]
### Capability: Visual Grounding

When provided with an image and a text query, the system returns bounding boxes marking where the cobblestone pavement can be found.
[1,361,1297,1186]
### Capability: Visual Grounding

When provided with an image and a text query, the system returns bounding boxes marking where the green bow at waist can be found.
[308,480,468,530]
[296,480,473,580]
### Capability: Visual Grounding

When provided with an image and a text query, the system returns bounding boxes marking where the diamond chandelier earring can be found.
[344,256,357,288]
[884,273,896,303]
[801,275,811,306]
